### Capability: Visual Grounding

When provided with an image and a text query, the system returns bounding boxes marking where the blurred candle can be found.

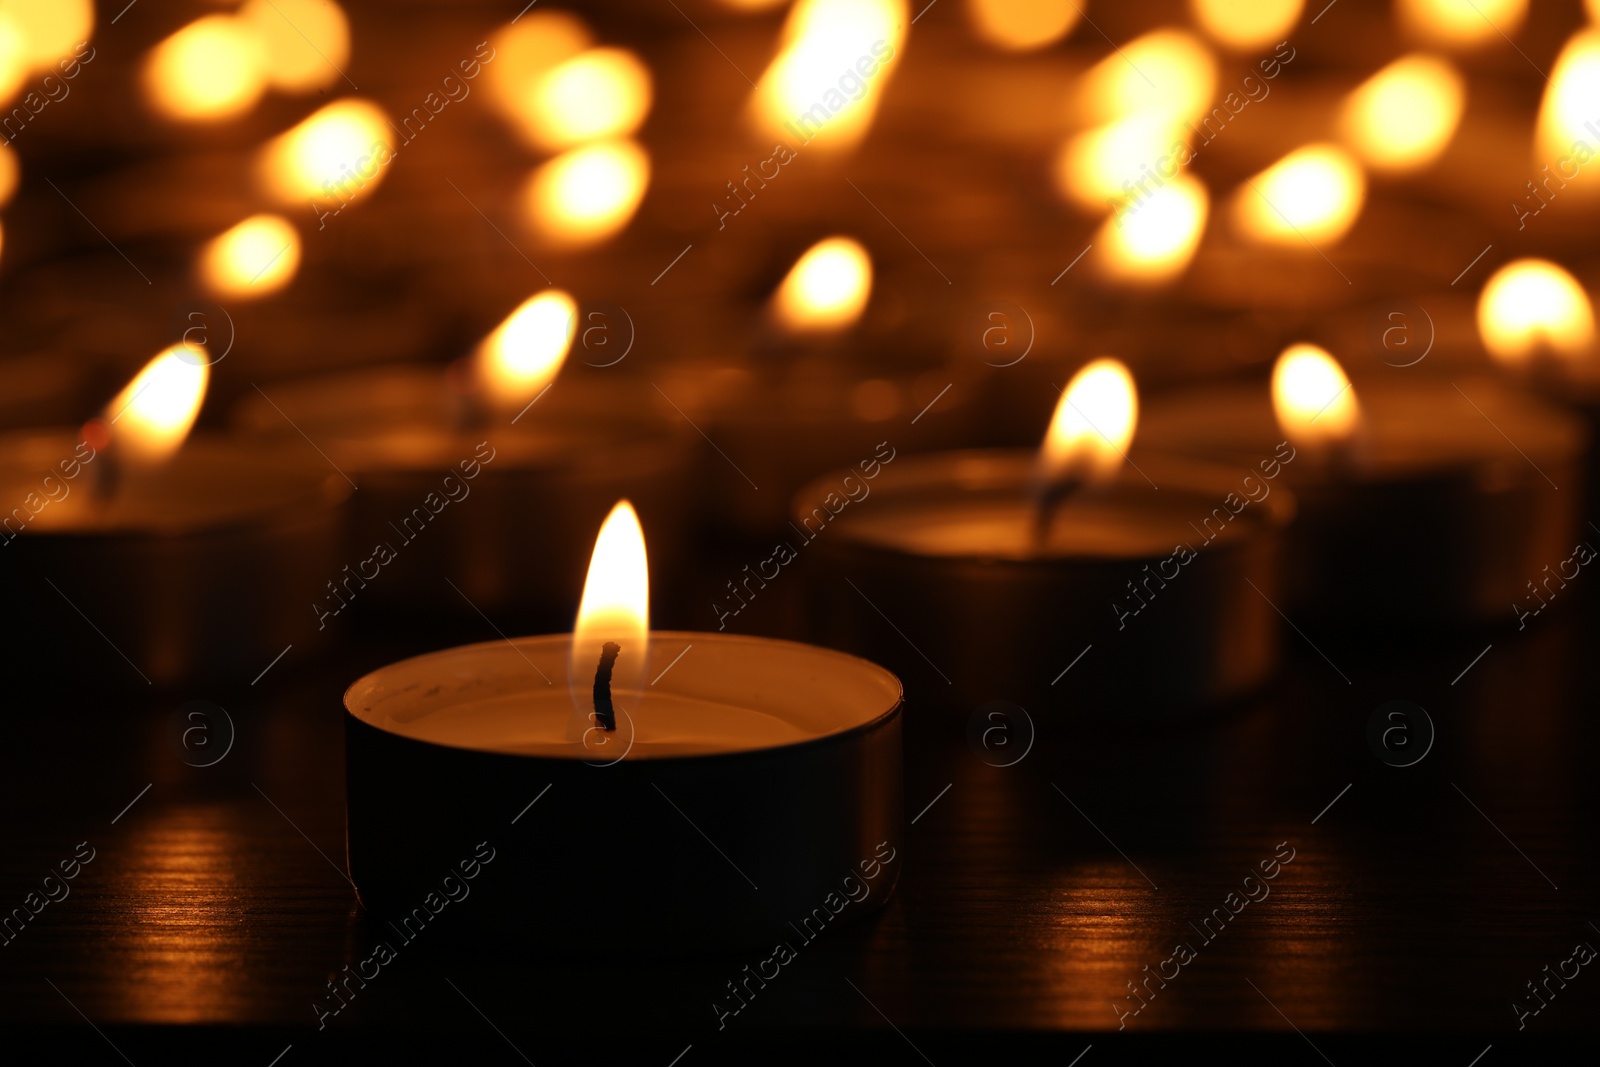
[483,10,591,136]
[1078,29,1216,124]
[1271,343,1361,455]
[198,215,302,299]
[1233,143,1365,246]
[771,236,873,333]
[1094,174,1208,285]
[1537,30,1600,171]
[257,98,394,206]
[143,15,266,122]
[469,289,578,413]
[521,139,649,247]
[103,345,209,468]
[0,0,93,72]
[1054,113,1185,212]
[1189,0,1303,51]
[965,0,1081,51]
[1339,54,1465,173]
[238,0,349,93]
[522,47,652,151]
[1396,0,1528,49]
[1477,259,1596,365]
[748,0,907,152]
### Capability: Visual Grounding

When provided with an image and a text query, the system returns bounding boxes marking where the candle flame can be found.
[1396,0,1527,50]
[572,500,650,724]
[104,346,210,467]
[523,47,652,151]
[474,290,577,408]
[0,139,18,207]
[1079,29,1216,125]
[0,0,93,74]
[483,11,591,135]
[1095,174,1208,284]
[198,214,301,299]
[1272,343,1360,449]
[0,17,25,104]
[1477,259,1596,364]
[1234,143,1366,246]
[238,0,349,93]
[1190,0,1303,51]
[143,14,267,122]
[258,98,394,205]
[966,0,1081,52]
[749,0,907,152]
[772,236,873,333]
[1054,112,1185,211]
[1040,358,1137,486]
[1340,53,1465,172]
[522,139,649,247]
[1537,30,1600,168]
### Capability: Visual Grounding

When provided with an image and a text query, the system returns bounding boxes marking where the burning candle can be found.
[520,139,650,248]
[798,360,1291,715]
[1339,54,1466,174]
[1190,0,1304,51]
[343,501,903,953]
[256,99,394,207]
[965,0,1081,52]
[1232,143,1367,247]
[1091,174,1209,285]
[237,0,348,94]
[142,15,268,123]
[1537,29,1600,180]
[1396,0,1528,50]
[0,346,350,686]
[1140,344,1586,625]
[197,214,302,299]
[231,292,694,630]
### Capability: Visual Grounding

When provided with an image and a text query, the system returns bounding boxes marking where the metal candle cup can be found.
[344,632,904,955]
[796,451,1292,717]
[0,432,349,687]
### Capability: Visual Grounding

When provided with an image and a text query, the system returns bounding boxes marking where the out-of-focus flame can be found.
[966,0,1081,51]
[0,16,26,105]
[0,139,18,206]
[1039,358,1137,486]
[523,47,652,151]
[1477,259,1596,364]
[483,11,591,133]
[104,346,210,467]
[749,0,907,152]
[1078,29,1216,124]
[1234,143,1366,245]
[1054,113,1185,211]
[718,0,789,8]
[1272,343,1360,449]
[1095,174,1208,285]
[1190,0,1303,50]
[1396,0,1528,49]
[257,99,393,205]
[474,290,577,408]
[771,236,873,333]
[572,500,649,723]
[238,0,349,93]
[143,15,266,122]
[0,0,93,73]
[198,214,301,298]
[1340,54,1464,172]
[1537,30,1600,167]
[522,139,649,247]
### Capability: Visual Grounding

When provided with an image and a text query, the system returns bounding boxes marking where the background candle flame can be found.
[523,47,652,151]
[1272,343,1361,449]
[238,0,349,94]
[572,500,650,729]
[483,10,591,137]
[1396,0,1528,50]
[143,15,267,123]
[1040,358,1137,486]
[1340,53,1465,172]
[0,0,92,75]
[1078,29,1216,125]
[474,290,577,408]
[103,346,210,467]
[1095,174,1208,284]
[258,98,394,205]
[1234,143,1366,245]
[1189,0,1304,51]
[198,214,301,299]
[1477,259,1596,364]
[772,236,873,333]
[1537,29,1600,168]
[1054,112,1185,211]
[522,139,650,247]
[965,0,1081,52]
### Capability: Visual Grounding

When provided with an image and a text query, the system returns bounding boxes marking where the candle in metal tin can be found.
[0,346,349,687]
[796,359,1292,717]
[1141,343,1587,626]
[344,502,904,955]
[232,290,694,631]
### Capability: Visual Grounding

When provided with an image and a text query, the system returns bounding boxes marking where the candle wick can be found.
[446,358,490,432]
[1031,478,1080,548]
[79,418,119,505]
[592,641,621,732]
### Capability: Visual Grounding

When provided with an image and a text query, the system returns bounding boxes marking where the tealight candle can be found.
[0,346,350,686]
[797,359,1292,716]
[344,502,904,954]
[233,291,694,629]
[1140,344,1586,625]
